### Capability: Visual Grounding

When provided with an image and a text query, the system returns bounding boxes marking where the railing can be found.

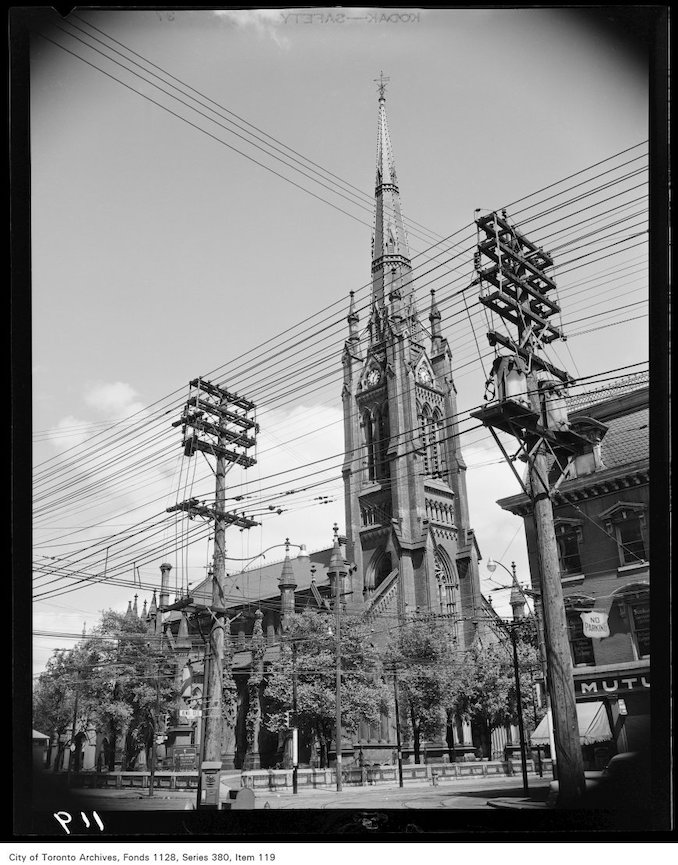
[55,770,200,790]
[241,759,553,791]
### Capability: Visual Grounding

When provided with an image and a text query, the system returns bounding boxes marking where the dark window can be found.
[364,411,376,481]
[630,603,650,657]
[556,525,582,575]
[420,408,430,475]
[377,409,390,480]
[618,518,646,565]
[568,613,594,666]
[430,411,443,478]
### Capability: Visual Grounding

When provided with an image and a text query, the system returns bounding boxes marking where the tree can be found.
[448,629,544,758]
[85,610,177,769]
[32,609,177,771]
[383,614,458,763]
[33,649,79,771]
[262,609,389,768]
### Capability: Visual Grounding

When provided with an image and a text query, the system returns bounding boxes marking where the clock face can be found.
[366,369,381,387]
[418,366,433,385]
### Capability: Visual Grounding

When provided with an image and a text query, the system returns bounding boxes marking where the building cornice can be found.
[497,458,649,516]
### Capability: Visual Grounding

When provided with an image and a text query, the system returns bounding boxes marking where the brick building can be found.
[497,375,650,768]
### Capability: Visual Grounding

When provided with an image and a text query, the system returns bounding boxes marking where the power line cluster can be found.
[32,16,649,610]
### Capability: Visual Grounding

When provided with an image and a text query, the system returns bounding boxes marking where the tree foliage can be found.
[263,609,389,767]
[32,609,177,770]
[383,614,458,762]
[449,626,544,755]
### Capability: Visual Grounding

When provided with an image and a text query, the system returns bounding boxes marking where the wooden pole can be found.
[529,435,586,805]
[66,674,80,784]
[204,412,227,766]
[334,564,342,792]
[196,642,211,810]
[148,660,159,797]
[519,240,585,805]
[393,671,404,788]
[292,641,298,795]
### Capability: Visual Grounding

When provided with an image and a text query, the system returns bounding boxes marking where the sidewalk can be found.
[67,773,553,811]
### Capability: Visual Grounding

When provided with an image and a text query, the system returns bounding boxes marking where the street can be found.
[63,773,552,811]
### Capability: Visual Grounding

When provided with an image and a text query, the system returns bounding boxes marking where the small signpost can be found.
[173,745,198,772]
[179,708,202,720]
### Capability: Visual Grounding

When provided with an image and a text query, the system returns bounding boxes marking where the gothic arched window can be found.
[363,408,376,481]
[420,404,431,475]
[376,404,390,480]
[364,404,390,482]
[419,403,444,479]
[430,408,443,478]
[434,547,458,624]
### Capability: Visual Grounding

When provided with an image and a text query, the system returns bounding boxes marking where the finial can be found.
[374,70,390,101]
[285,537,290,554]
[430,289,442,342]
[348,291,360,339]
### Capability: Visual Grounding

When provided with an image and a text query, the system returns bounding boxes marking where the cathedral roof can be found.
[167,547,339,619]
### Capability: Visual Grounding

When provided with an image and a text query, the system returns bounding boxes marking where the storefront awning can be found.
[530,701,612,746]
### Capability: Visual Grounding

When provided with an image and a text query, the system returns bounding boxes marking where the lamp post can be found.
[486,559,530,796]
[241,542,309,571]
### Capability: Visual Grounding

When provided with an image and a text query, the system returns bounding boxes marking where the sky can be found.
[26,7,652,678]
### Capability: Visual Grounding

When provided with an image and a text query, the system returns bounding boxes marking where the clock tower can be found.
[342,84,483,646]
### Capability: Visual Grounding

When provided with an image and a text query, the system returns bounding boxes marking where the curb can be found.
[487,798,553,810]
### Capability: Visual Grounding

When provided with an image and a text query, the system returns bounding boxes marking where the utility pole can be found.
[334,549,343,793]
[327,524,346,793]
[169,379,259,770]
[66,672,80,784]
[507,623,529,796]
[470,211,603,806]
[392,671,404,788]
[148,658,160,798]
[292,640,299,795]
[195,640,211,811]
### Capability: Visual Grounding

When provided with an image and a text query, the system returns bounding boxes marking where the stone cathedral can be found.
[77,87,490,776]
[341,86,483,650]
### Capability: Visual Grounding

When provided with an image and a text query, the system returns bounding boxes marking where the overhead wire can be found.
[29,28,652,608]
[33,158,652,492]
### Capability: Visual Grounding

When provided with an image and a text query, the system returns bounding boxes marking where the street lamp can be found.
[487,559,554,771]
[241,540,308,571]
[485,559,530,796]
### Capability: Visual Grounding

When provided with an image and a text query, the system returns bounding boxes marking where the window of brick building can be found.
[617,517,646,565]
[601,502,648,568]
[629,602,650,657]
[567,609,595,666]
[617,586,650,660]
[555,520,583,575]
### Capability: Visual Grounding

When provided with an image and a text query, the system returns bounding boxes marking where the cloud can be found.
[213,9,290,48]
[84,381,145,420]
[46,414,95,453]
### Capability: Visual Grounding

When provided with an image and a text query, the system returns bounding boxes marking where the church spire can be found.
[371,75,414,318]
